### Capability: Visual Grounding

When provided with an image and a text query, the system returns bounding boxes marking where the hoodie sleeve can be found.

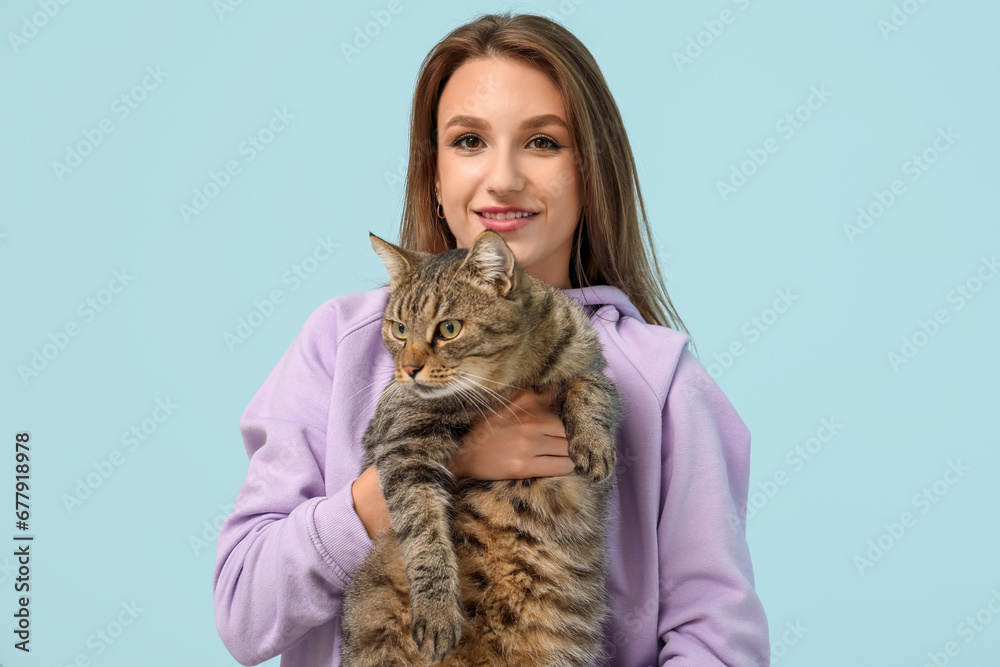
[656,345,770,666]
[213,299,375,666]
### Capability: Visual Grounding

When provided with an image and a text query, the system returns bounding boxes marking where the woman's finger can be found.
[539,433,569,456]
[531,455,576,477]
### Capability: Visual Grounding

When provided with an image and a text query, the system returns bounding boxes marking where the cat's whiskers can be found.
[451,377,493,413]
[445,265,461,293]
[457,371,526,393]
[449,379,494,432]
[357,376,404,420]
[454,378,519,432]
[457,373,524,425]
[345,361,397,372]
[345,370,397,403]
[341,362,397,401]
[452,377,506,427]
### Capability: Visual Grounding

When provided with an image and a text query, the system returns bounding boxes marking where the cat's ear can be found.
[370,233,417,285]
[460,230,516,297]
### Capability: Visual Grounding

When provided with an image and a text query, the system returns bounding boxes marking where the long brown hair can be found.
[397,11,695,351]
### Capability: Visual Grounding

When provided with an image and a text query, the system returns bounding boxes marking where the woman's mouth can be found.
[476,211,538,232]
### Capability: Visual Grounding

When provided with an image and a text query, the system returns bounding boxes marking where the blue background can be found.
[2,0,998,665]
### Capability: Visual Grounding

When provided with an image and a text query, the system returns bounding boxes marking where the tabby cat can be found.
[340,230,623,666]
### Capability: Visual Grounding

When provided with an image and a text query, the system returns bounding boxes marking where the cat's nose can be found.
[402,364,423,378]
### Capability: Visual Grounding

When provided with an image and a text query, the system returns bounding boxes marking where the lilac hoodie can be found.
[214,284,770,666]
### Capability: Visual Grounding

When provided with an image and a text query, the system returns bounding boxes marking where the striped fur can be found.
[341,231,622,666]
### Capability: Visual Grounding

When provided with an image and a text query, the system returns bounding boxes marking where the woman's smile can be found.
[475,210,539,231]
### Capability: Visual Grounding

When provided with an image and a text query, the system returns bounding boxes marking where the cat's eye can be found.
[390,322,407,340]
[437,320,462,339]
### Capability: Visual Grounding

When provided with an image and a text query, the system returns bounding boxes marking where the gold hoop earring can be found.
[436,203,446,219]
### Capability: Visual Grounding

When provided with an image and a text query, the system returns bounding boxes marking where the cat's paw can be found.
[568,430,617,484]
[409,596,464,663]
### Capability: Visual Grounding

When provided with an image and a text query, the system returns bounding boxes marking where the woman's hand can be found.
[352,389,572,538]
[447,389,574,480]
[351,464,391,539]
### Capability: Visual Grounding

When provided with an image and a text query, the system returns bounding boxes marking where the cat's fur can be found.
[340,230,623,666]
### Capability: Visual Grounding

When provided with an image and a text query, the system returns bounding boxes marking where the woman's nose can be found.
[484,147,525,194]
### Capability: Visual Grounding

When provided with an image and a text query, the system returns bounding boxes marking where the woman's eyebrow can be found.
[442,114,568,132]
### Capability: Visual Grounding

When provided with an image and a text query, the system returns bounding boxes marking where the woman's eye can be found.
[449,134,561,152]
[531,135,560,150]
[437,320,462,339]
[451,134,481,150]
[391,322,407,340]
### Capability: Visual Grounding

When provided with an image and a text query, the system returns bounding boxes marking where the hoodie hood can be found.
[560,285,645,324]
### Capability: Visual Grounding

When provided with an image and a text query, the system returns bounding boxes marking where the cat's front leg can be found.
[555,373,622,484]
[372,427,467,663]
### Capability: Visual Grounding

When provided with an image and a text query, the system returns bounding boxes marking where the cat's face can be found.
[371,231,524,399]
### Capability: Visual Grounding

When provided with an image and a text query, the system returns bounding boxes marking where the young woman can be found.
[214,12,770,666]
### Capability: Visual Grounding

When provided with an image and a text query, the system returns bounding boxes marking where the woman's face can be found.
[434,56,582,289]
